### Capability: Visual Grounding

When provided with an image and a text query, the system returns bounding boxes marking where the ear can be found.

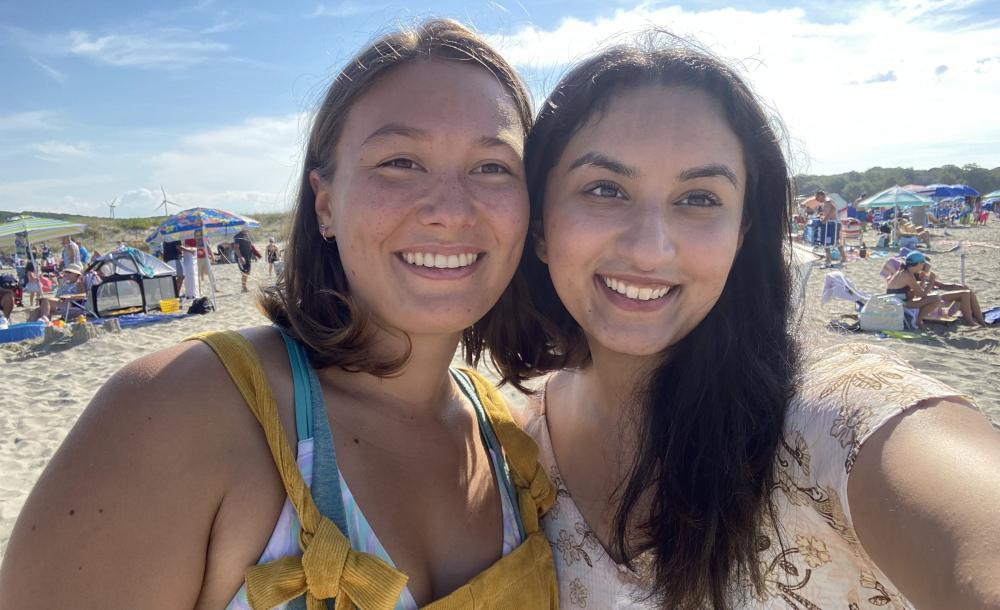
[531,220,548,264]
[310,169,335,236]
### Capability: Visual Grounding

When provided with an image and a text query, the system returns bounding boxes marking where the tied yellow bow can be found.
[245,517,407,610]
[185,332,408,610]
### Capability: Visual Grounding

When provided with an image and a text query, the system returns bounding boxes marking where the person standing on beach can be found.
[233,228,254,293]
[60,236,79,268]
[161,239,185,294]
[815,190,846,265]
[265,236,280,277]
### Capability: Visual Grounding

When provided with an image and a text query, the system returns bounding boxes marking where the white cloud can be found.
[0,110,57,132]
[30,57,67,83]
[66,29,229,69]
[309,2,383,18]
[31,140,93,161]
[488,0,1000,174]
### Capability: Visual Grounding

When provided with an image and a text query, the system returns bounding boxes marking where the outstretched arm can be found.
[849,400,1000,609]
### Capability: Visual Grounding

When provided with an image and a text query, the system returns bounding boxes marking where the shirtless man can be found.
[812,191,846,265]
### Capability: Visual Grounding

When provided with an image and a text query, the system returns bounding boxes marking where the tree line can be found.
[794,164,1000,202]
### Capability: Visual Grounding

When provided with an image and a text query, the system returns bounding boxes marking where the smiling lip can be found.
[395,247,485,280]
[595,274,677,311]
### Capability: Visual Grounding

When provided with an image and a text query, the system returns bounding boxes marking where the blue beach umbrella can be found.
[948,184,979,197]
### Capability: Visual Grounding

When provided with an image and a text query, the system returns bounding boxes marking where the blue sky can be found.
[2,0,999,218]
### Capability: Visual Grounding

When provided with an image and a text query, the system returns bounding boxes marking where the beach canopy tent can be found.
[85,247,177,317]
[857,186,935,209]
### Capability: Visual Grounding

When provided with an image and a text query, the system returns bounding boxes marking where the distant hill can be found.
[0,210,290,252]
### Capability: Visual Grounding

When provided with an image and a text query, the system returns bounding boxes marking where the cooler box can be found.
[0,321,47,344]
[859,295,905,332]
[804,219,823,244]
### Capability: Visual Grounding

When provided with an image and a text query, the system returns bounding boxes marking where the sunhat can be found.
[904,251,929,267]
[63,262,84,276]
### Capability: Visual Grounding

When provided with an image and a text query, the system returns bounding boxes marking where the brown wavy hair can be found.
[492,36,800,609]
[259,18,533,374]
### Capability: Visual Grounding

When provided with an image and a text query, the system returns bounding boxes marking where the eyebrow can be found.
[362,124,521,153]
[678,163,739,187]
[362,123,430,146]
[567,152,639,179]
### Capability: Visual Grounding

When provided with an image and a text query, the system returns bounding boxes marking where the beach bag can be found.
[187,296,214,315]
[859,295,905,332]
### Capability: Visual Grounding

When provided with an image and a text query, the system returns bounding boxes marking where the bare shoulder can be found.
[0,325,289,608]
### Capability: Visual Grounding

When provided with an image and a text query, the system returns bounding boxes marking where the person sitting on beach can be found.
[0,287,13,320]
[886,251,985,326]
[26,263,88,323]
[895,218,931,246]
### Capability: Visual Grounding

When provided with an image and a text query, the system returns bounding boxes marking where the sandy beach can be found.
[1,225,998,558]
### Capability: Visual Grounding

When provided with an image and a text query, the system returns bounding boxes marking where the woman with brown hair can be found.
[0,19,556,609]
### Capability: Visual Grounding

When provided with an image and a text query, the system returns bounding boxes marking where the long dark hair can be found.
[258,18,533,373]
[492,37,800,608]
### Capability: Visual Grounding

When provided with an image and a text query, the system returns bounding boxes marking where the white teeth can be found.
[602,276,672,301]
[400,252,480,269]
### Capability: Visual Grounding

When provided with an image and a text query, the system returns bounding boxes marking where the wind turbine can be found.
[108,197,118,219]
[154,185,183,216]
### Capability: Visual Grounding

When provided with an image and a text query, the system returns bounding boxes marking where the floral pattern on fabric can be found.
[521,343,977,609]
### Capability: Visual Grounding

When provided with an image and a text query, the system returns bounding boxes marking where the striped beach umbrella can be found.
[0,215,86,248]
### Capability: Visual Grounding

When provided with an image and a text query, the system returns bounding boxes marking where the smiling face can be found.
[539,86,746,357]
[310,60,529,338]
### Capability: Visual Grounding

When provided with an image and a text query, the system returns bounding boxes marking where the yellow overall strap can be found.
[458,369,556,534]
[187,330,407,610]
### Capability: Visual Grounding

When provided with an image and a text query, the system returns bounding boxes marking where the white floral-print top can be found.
[520,343,978,609]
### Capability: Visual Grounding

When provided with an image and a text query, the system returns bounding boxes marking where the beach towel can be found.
[984,307,1000,325]
[820,271,871,307]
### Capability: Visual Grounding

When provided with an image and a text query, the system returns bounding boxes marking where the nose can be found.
[415,171,476,230]
[616,202,675,271]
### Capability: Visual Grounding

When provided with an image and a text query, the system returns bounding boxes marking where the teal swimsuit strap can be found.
[277,328,311,441]
[278,330,349,610]
[450,369,527,542]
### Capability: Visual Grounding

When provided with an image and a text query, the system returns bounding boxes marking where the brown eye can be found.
[473,163,509,175]
[585,181,625,199]
[381,158,416,169]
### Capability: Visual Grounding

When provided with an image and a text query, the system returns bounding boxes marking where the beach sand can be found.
[2,225,998,557]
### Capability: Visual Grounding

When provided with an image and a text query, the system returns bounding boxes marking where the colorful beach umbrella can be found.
[0,215,86,248]
[857,186,935,209]
[145,207,261,243]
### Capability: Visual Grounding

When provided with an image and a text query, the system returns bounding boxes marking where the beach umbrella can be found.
[913,184,957,198]
[144,207,260,310]
[145,207,260,243]
[981,189,1000,200]
[856,186,935,209]
[949,184,979,197]
[0,215,86,248]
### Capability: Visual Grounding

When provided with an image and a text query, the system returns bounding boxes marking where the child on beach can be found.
[23,261,40,307]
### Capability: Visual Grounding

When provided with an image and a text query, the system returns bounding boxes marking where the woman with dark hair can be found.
[0,19,557,609]
[493,39,1000,609]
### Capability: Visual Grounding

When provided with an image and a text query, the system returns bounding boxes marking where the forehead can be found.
[339,60,523,149]
[561,85,744,178]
